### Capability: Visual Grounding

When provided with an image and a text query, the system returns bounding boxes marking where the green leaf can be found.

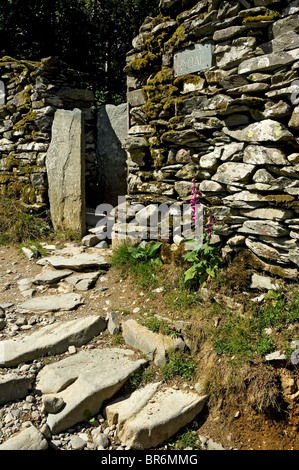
[184,265,198,282]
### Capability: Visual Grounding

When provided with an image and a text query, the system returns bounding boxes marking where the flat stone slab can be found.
[0,372,35,405]
[36,348,147,434]
[0,316,106,367]
[18,293,84,313]
[37,253,110,271]
[65,272,100,291]
[0,423,48,450]
[33,269,73,285]
[122,319,185,366]
[105,382,208,450]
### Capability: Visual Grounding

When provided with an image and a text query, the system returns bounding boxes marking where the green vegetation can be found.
[183,235,221,287]
[111,241,163,289]
[0,195,51,245]
[111,239,299,415]
[0,0,160,106]
[168,428,202,450]
[138,314,182,338]
[161,350,196,381]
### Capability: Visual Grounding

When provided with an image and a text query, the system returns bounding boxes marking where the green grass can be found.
[0,195,51,245]
[168,429,202,450]
[138,314,182,338]
[161,350,196,381]
[212,290,299,362]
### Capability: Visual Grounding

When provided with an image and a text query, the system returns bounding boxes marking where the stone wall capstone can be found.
[117,0,299,277]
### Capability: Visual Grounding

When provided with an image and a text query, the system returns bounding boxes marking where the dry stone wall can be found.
[0,56,98,212]
[120,0,299,276]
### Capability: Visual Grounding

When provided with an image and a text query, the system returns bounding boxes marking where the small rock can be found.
[70,435,87,450]
[42,395,65,414]
[92,432,110,448]
[68,345,77,355]
[265,351,287,361]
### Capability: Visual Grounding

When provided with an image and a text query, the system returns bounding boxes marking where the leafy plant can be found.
[126,242,162,265]
[183,234,221,287]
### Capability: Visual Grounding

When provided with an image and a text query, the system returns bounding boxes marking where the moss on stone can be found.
[13,109,37,132]
[127,52,159,74]
[173,74,202,89]
[243,9,281,23]
[164,25,187,51]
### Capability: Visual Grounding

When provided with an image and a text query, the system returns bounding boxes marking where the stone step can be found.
[0,316,106,368]
[36,348,147,434]
[105,382,208,450]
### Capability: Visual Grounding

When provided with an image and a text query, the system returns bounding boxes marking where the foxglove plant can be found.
[183,177,220,286]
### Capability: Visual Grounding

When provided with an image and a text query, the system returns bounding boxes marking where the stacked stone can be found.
[120,0,299,276]
[0,56,97,210]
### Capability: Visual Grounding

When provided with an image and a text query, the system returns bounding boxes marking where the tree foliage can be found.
[0,0,159,104]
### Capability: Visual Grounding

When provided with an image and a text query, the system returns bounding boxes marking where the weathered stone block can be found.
[46,108,86,235]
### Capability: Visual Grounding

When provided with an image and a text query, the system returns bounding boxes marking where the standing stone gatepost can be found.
[97,103,128,206]
[46,108,86,235]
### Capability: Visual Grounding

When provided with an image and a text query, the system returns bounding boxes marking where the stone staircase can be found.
[0,244,214,451]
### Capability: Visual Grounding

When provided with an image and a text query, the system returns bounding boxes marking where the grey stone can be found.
[33,270,72,285]
[92,432,110,448]
[0,373,35,405]
[223,120,293,142]
[65,272,99,291]
[238,49,299,74]
[105,382,207,450]
[0,316,106,367]
[243,145,289,165]
[239,220,289,238]
[251,273,280,291]
[46,108,86,235]
[97,104,128,206]
[18,293,84,313]
[265,351,287,361]
[42,395,65,414]
[0,80,4,105]
[81,234,100,247]
[36,348,147,434]
[107,311,121,335]
[212,162,255,184]
[38,253,110,271]
[70,434,87,450]
[215,37,256,69]
[240,208,293,221]
[0,423,48,450]
[121,319,185,366]
[246,238,289,264]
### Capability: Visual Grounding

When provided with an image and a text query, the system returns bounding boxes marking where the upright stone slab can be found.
[97,103,128,205]
[46,108,86,235]
[0,80,5,105]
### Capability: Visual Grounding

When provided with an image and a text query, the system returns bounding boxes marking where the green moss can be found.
[147,67,174,86]
[142,100,163,120]
[165,25,187,51]
[263,195,295,207]
[150,15,171,29]
[145,33,168,54]
[169,115,185,129]
[0,175,12,184]
[13,109,37,132]
[243,9,281,23]
[127,52,159,73]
